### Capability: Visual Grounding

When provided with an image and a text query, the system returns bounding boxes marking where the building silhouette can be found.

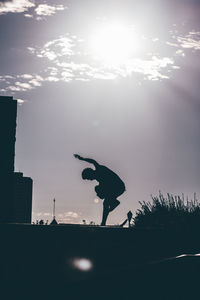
[0,96,33,223]
[0,96,17,222]
[12,172,33,223]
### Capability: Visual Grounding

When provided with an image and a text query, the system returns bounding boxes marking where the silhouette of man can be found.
[119,211,133,227]
[74,154,126,226]
[127,210,133,227]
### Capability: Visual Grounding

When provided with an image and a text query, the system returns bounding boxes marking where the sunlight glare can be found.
[91,22,136,65]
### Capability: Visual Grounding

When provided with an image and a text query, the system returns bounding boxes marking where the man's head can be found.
[82,168,96,180]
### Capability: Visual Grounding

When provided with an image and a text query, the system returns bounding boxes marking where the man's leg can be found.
[101,200,110,226]
[109,199,120,212]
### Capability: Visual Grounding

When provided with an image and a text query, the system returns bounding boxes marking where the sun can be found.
[90,22,135,66]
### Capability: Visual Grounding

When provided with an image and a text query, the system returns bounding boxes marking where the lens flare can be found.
[72,258,93,271]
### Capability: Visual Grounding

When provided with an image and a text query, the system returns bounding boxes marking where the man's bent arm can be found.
[74,154,99,168]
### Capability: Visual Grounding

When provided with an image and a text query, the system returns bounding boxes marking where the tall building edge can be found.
[0,96,17,223]
[0,96,33,223]
[13,172,33,223]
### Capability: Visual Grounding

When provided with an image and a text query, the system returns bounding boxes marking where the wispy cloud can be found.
[1,28,186,94]
[57,211,80,224]
[15,81,32,90]
[0,0,66,19]
[167,31,200,52]
[0,0,35,15]
[26,33,176,82]
[35,4,66,17]
[121,56,174,81]
[177,31,200,50]
[0,73,44,92]
[23,13,32,18]
[35,35,77,60]
[16,98,25,105]
[19,73,33,79]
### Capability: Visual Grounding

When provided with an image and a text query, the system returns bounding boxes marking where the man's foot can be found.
[109,199,120,212]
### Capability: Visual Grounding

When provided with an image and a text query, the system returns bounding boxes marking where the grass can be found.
[133,192,200,230]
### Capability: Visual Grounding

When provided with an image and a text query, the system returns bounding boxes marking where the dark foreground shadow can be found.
[1,224,200,300]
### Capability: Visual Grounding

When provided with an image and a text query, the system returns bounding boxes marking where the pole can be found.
[53,198,55,219]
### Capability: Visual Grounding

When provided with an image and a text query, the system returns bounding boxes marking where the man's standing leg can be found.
[101,199,110,226]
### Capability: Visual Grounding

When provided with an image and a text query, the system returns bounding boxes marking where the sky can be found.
[0,0,200,224]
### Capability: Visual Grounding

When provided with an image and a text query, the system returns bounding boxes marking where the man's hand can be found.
[74,154,82,160]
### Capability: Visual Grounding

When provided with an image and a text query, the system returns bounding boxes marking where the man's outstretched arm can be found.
[74,154,99,168]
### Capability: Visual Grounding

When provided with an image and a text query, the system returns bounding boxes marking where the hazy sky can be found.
[0,0,200,224]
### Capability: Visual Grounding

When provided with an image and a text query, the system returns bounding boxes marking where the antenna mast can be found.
[53,198,56,219]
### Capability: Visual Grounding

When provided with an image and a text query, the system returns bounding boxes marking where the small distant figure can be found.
[74,154,126,226]
[120,210,133,227]
[127,210,133,227]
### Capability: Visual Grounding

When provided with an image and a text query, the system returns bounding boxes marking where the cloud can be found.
[167,31,200,53]
[92,71,117,80]
[0,56,175,93]
[35,4,66,17]
[128,56,174,81]
[64,211,78,218]
[45,76,59,82]
[0,29,183,94]
[0,0,66,19]
[57,211,80,224]
[18,73,33,79]
[16,98,25,105]
[175,49,185,57]
[0,73,44,92]
[35,36,76,60]
[27,33,176,82]
[29,78,42,86]
[0,75,15,82]
[24,13,32,18]
[15,81,32,90]
[7,85,22,91]
[43,213,51,216]
[0,0,34,15]
[27,47,35,54]
[177,31,200,50]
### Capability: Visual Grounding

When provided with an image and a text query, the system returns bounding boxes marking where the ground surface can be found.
[0,224,200,299]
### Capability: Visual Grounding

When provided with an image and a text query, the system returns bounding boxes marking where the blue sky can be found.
[0,0,200,224]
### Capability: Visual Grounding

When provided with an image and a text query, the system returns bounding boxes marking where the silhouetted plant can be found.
[133,192,200,230]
